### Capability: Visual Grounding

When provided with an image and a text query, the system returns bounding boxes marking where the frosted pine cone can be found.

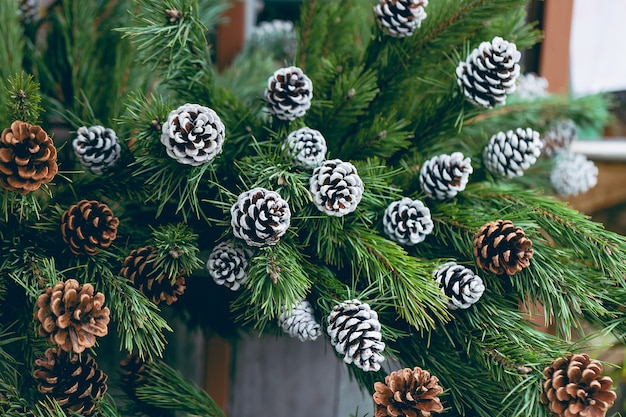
[35,279,110,353]
[473,220,533,275]
[456,36,521,108]
[310,159,364,216]
[483,127,543,177]
[374,0,428,38]
[373,367,444,417]
[231,187,291,247]
[542,119,577,158]
[278,300,322,342]
[383,197,433,245]
[327,299,385,372]
[206,241,249,291]
[433,262,485,310]
[161,103,225,166]
[19,0,41,24]
[34,348,108,416]
[60,199,120,256]
[515,73,549,101]
[0,120,58,194]
[541,353,616,417]
[264,66,313,121]
[550,152,598,197]
[72,125,121,174]
[419,152,472,200]
[246,20,297,61]
[283,127,327,169]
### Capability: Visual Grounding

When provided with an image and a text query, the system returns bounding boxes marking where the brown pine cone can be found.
[35,279,110,353]
[120,354,147,398]
[120,246,186,305]
[373,367,444,417]
[473,219,533,275]
[34,347,108,416]
[0,120,58,194]
[541,353,616,417]
[61,199,120,256]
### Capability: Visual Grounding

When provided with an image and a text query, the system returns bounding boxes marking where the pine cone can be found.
[206,241,249,291]
[374,0,428,38]
[72,125,121,174]
[515,72,549,101]
[542,120,577,158]
[550,152,598,197]
[34,348,108,416]
[283,127,327,169]
[120,354,147,398]
[35,279,110,353]
[327,299,385,372]
[160,103,225,166]
[264,66,313,121]
[278,300,322,342]
[19,0,41,24]
[310,159,364,216]
[433,262,485,310]
[60,199,120,256]
[483,127,543,178]
[230,187,291,247]
[541,353,616,417]
[383,197,433,245]
[0,120,58,194]
[456,36,521,108]
[473,220,533,275]
[419,152,473,200]
[246,20,297,61]
[120,246,186,305]
[373,367,444,417]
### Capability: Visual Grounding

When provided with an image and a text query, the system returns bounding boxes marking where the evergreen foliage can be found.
[0,0,623,416]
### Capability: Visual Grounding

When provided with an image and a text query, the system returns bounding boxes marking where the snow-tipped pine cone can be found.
[310,159,364,216]
[206,241,249,291]
[374,0,428,38]
[550,152,598,197]
[542,119,577,158]
[419,152,472,200]
[264,66,313,121]
[231,187,291,247]
[278,300,322,341]
[383,197,433,245]
[483,127,543,178]
[283,127,327,169]
[72,125,121,174]
[433,262,485,310]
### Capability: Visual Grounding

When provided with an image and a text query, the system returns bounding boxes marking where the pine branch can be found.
[5,73,43,125]
[0,2,25,129]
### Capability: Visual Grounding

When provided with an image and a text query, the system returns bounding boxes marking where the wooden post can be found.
[539,0,574,94]
[204,333,232,413]
[216,1,247,71]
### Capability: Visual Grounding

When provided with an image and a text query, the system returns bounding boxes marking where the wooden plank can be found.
[204,333,233,412]
[216,2,247,71]
[539,0,573,94]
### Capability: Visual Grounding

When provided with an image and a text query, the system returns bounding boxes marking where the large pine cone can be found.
[206,241,249,291]
[383,197,433,245]
[264,66,313,121]
[160,103,225,166]
[35,279,110,353]
[419,152,473,200]
[278,300,322,342]
[0,120,58,194]
[34,348,108,416]
[120,246,186,305]
[456,36,521,108]
[542,119,577,158]
[541,353,616,417]
[230,187,291,247]
[433,262,485,310]
[473,220,533,275]
[327,299,385,372]
[72,125,121,174]
[60,199,120,256]
[483,127,543,178]
[283,127,327,169]
[374,0,428,38]
[373,367,444,417]
[550,152,598,197]
[310,159,364,217]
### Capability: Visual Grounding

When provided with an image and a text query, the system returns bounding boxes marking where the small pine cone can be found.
[264,66,313,121]
[419,152,473,200]
[34,348,108,416]
[456,36,521,108]
[35,279,110,353]
[72,125,121,174]
[483,127,543,178]
[310,159,364,216]
[433,262,485,310]
[278,300,322,342]
[246,20,297,61]
[515,73,549,101]
[120,354,147,398]
[283,127,327,169]
[120,246,186,305]
[373,367,444,417]
[550,152,598,197]
[383,197,433,245]
[374,0,428,38]
[327,299,385,372]
[541,353,617,417]
[19,0,41,24]
[231,187,291,247]
[0,120,58,194]
[60,199,120,256]
[473,220,533,275]
[160,103,225,166]
[542,120,577,158]
[206,241,249,291]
